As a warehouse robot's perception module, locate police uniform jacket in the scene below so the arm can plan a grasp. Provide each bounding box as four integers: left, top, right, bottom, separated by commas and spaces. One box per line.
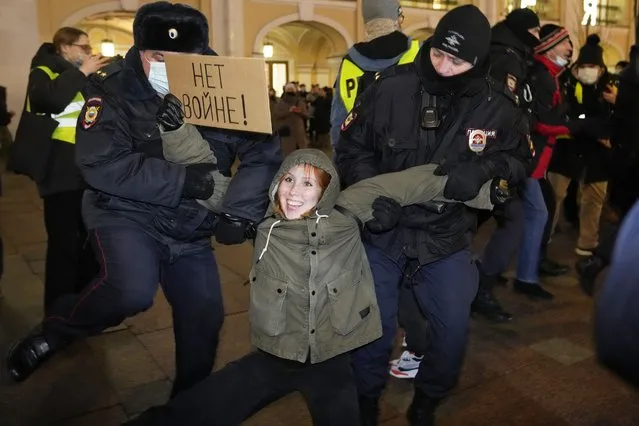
17, 43, 89, 196
335, 42, 532, 265
76, 46, 282, 246
489, 21, 535, 115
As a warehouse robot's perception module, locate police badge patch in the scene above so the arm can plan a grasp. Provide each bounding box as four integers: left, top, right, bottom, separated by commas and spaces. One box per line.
506, 74, 517, 92
81, 97, 103, 130
341, 111, 357, 131
467, 129, 487, 153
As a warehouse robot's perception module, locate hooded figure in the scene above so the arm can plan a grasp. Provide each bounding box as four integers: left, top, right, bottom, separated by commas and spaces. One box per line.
272, 82, 309, 156
330, 0, 420, 150
124, 146, 502, 426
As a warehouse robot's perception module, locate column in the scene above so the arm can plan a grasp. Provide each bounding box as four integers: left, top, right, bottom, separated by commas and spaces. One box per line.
0, 0, 40, 135
226, 0, 245, 56
211, 0, 228, 55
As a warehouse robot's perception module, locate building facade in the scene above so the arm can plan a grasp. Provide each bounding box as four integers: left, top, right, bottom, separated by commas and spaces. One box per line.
1, 0, 637, 131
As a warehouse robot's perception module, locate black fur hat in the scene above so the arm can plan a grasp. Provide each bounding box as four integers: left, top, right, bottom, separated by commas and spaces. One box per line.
133, 1, 209, 53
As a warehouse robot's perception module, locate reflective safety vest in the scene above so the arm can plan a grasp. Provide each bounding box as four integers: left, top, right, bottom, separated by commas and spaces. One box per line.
339, 40, 420, 113
26, 65, 84, 144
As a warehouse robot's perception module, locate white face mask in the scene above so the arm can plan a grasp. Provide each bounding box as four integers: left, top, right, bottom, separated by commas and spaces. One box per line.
553, 56, 569, 67
577, 67, 600, 85
148, 61, 170, 96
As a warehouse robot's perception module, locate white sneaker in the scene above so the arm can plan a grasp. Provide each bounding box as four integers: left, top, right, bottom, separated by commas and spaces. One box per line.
388, 336, 409, 367
389, 350, 423, 379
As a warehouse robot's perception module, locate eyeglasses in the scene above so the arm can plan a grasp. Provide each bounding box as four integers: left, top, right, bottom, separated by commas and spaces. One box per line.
71, 44, 92, 53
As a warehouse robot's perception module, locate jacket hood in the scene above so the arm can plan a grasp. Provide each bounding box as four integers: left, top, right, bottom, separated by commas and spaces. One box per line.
491, 21, 529, 56
30, 43, 72, 72
348, 32, 413, 72
268, 149, 340, 217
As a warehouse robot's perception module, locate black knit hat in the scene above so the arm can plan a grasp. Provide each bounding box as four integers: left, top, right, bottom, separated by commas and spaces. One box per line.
535, 24, 570, 54
577, 34, 605, 66
504, 8, 540, 48
431, 5, 491, 66
133, 1, 209, 53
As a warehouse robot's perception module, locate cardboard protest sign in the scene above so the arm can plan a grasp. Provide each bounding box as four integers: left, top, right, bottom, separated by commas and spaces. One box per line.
165, 54, 272, 134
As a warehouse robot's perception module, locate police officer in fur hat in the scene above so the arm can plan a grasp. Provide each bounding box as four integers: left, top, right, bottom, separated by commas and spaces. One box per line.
5, 1, 282, 397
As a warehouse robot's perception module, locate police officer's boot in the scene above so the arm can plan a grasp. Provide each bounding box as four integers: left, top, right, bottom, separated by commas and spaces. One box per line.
359, 396, 380, 426
576, 255, 605, 297
471, 271, 513, 322
406, 389, 439, 426
4, 331, 54, 382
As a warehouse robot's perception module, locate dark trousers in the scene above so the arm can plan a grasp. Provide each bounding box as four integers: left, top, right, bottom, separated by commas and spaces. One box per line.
539, 178, 556, 259
351, 244, 478, 400
479, 197, 525, 276
127, 351, 359, 426
42, 190, 98, 310
42, 225, 224, 395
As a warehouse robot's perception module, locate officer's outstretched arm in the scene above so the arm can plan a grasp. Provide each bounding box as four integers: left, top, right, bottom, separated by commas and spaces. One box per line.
76, 96, 185, 208
199, 129, 282, 223
334, 97, 380, 188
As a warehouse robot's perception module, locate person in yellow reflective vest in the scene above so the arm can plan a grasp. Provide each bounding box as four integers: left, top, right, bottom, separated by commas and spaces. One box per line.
13, 27, 110, 310
330, 0, 419, 150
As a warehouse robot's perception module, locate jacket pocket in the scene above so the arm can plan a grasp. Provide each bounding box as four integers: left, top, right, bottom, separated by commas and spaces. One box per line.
326, 269, 372, 335
249, 268, 289, 337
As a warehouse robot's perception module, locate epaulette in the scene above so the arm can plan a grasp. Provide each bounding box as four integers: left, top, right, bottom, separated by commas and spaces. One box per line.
487, 76, 519, 106
94, 57, 124, 80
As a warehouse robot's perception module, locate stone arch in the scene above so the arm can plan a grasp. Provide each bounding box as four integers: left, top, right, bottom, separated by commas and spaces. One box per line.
61, 1, 129, 28
253, 13, 354, 55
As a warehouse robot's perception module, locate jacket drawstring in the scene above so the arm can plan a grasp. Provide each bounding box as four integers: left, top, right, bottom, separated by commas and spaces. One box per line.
314, 210, 329, 224
258, 219, 281, 260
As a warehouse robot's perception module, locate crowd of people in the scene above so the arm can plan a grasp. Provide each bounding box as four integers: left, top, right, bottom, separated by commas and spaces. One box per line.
2, 0, 639, 425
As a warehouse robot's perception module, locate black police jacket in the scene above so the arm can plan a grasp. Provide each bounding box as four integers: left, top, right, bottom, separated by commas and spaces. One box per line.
335, 43, 532, 265
489, 22, 535, 114
75, 46, 282, 246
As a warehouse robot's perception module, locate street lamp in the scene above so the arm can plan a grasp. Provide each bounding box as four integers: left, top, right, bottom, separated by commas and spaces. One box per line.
100, 39, 115, 57
263, 43, 274, 59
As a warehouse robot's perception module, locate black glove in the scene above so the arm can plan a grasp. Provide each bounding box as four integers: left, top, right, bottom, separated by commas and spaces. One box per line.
436, 161, 491, 202
182, 163, 216, 200
157, 93, 184, 132
365, 196, 402, 233
215, 214, 254, 245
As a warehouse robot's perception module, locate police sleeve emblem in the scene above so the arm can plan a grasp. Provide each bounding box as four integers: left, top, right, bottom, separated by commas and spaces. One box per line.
81, 97, 103, 130
341, 111, 358, 131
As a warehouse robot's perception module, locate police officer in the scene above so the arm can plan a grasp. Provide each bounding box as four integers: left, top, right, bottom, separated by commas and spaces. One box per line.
472, 8, 543, 322
335, 5, 532, 425
8, 27, 110, 310
330, 0, 418, 149
5, 1, 281, 397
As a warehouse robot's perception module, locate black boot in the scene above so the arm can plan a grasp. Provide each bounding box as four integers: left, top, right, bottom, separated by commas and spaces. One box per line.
407, 389, 439, 426
359, 396, 380, 426
5, 332, 54, 382
513, 280, 554, 300
471, 272, 513, 322
576, 255, 605, 297
538, 258, 569, 276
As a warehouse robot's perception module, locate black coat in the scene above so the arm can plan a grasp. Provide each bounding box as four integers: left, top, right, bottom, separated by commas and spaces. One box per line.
0, 86, 10, 126
19, 43, 89, 196
76, 46, 282, 246
548, 70, 614, 183
335, 42, 532, 265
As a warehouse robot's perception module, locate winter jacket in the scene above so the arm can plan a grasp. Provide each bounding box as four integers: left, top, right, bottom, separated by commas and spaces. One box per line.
330, 31, 419, 149
250, 148, 498, 364
272, 94, 309, 154
548, 69, 614, 183
76, 46, 281, 246
15, 43, 89, 196
335, 41, 532, 265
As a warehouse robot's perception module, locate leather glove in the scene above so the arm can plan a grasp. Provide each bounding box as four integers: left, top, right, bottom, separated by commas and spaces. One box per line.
435, 161, 491, 202
365, 196, 402, 233
215, 214, 254, 245
157, 93, 184, 132
182, 163, 217, 200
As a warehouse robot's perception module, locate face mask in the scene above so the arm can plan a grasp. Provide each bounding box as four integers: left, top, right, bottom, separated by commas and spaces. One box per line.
72, 54, 86, 69
148, 61, 170, 96
553, 56, 569, 67
577, 67, 599, 85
